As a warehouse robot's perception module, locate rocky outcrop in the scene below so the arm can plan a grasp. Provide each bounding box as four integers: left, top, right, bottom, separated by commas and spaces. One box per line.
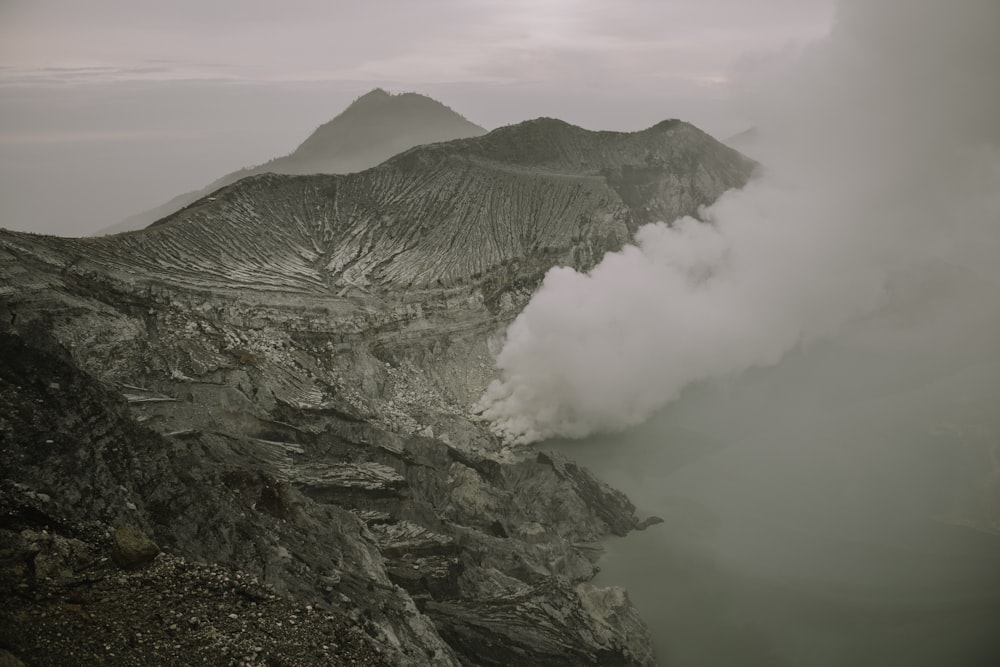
0, 494, 388, 666
0, 329, 655, 665
426, 580, 653, 667
0, 332, 457, 664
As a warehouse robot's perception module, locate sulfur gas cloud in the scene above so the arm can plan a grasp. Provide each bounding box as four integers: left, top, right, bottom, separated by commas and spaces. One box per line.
477, 0, 1000, 444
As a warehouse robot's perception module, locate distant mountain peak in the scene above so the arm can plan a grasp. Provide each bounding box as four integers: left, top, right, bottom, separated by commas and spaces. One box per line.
336, 88, 462, 117
342, 87, 394, 110
647, 118, 683, 131
95, 89, 486, 236
356, 87, 391, 100
288, 89, 483, 161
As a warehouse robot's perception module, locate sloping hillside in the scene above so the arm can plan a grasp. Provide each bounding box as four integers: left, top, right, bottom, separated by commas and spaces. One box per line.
76, 117, 753, 295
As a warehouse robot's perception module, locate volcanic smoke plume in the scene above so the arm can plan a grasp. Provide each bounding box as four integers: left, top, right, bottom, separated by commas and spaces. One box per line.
477, 0, 1000, 444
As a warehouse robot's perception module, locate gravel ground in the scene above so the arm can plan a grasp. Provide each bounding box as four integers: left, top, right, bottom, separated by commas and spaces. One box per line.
0, 527, 388, 667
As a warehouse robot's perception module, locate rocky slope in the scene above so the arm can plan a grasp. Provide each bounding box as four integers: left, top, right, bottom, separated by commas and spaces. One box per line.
96, 89, 486, 236
0, 328, 654, 665
1, 519, 387, 666
0, 116, 754, 664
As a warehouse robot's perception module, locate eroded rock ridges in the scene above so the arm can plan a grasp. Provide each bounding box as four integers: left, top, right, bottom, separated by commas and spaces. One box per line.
0, 330, 654, 665
62, 118, 754, 296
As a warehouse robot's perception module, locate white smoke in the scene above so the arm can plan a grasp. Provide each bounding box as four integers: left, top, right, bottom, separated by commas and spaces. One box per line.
477, 0, 1000, 444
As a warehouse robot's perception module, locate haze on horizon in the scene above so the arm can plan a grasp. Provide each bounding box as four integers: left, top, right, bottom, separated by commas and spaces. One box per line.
0, 0, 834, 237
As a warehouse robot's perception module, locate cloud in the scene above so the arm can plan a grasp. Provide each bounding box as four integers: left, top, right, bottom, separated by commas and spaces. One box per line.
1, 0, 833, 87
0, 128, 228, 145
0, 64, 195, 86
476, 0, 1000, 444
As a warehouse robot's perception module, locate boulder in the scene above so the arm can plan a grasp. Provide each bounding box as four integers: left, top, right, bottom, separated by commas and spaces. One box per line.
110, 525, 159, 569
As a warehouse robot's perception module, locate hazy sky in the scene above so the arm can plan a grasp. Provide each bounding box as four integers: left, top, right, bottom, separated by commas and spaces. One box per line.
0, 0, 834, 236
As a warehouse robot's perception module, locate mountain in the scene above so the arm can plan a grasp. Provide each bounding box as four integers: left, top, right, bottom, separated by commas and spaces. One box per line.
724, 126, 760, 158
287, 88, 484, 171
0, 116, 754, 665
95, 89, 486, 235
87, 117, 754, 298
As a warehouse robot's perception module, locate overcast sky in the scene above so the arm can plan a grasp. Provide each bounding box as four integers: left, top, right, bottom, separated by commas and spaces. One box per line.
0, 0, 835, 236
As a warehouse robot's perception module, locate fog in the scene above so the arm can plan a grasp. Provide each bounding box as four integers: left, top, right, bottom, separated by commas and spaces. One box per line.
481, 0, 1000, 663
543, 253, 1000, 663
477, 0, 1000, 444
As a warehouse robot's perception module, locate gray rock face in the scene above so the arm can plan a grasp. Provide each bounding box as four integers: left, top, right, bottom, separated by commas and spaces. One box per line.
0, 329, 658, 664
0, 498, 388, 666
0, 333, 458, 665
426, 579, 654, 667
0, 117, 755, 664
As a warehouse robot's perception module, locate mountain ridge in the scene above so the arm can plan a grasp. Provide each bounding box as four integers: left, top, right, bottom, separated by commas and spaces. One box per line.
97, 116, 752, 296
95, 89, 486, 235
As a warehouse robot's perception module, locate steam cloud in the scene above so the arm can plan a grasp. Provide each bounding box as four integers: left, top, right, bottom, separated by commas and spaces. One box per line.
477, 0, 1000, 444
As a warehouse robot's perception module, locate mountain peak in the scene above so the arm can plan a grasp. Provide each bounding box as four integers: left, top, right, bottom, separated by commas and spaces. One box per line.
350, 87, 393, 105
337, 88, 460, 117
290, 90, 484, 162
94, 90, 486, 235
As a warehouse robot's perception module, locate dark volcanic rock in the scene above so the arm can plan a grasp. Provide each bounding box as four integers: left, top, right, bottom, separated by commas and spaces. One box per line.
425, 578, 653, 666
0, 501, 388, 667
0, 332, 457, 664
0, 329, 655, 664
